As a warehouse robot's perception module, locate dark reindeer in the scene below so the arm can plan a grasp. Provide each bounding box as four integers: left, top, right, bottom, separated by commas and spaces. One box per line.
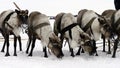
26, 11, 63, 58
101, 9, 116, 54
0, 2, 29, 56
107, 9, 120, 58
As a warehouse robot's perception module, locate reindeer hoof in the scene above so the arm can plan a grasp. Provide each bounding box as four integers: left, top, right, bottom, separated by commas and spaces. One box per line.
1, 50, 4, 52
81, 50, 85, 53
71, 54, 75, 57
26, 51, 29, 54
107, 51, 111, 54
14, 54, 17, 56
76, 53, 80, 55
5, 53, 10, 56
28, 54, 32, 56
20, 49, 22, 51
102, 50, 106, 52
112, 55, 116, 58
44, 55, 48, 58
95, 54, 98, 56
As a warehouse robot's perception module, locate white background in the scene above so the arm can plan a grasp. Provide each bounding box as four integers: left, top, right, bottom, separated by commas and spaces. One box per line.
0, 0, 114, 15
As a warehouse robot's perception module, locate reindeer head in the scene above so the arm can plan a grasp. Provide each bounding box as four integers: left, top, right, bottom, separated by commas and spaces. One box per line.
80, 32, 97, 55
15, 9, 29, 25
98, 16, 113, 39
13, 2, 29, 28
48, 33, 63, 58
81, 40, 97, 55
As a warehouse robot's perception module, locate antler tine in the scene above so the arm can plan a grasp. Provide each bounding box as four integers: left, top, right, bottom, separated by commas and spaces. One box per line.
13, 2, 21, 11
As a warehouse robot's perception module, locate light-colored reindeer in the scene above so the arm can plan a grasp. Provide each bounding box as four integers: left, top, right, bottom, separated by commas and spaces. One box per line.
26, 11, 63, 58
0, 2, 29, 56
54, 12, 96, 57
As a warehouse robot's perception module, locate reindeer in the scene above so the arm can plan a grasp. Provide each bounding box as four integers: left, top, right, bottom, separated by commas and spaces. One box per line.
101, 9, 116, 54
0, 2, 29, 56
54, 12, 96, 57
26, 11, 63, 58
107, 9, 120, 58
77, 9, 113, 56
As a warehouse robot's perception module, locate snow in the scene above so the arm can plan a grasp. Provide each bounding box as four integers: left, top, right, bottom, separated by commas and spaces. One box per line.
0, 38, 120, 68
0, 20, 120, 68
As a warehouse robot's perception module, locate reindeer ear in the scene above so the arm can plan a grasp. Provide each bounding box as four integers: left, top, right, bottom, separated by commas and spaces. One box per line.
25, 9, 29, 14
98, 16, 105, 25
15, 9, 20, 14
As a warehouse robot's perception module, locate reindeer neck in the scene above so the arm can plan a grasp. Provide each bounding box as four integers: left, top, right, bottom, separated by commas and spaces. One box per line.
16, 14, 23, 27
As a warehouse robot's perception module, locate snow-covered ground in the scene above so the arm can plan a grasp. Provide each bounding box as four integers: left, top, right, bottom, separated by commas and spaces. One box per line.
0, 20, 120, 68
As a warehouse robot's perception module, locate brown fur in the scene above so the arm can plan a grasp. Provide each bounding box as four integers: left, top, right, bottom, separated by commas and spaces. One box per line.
77, 9, 88, 27
102, 9, 116, 24
28, 11, 41, 25
54, 12, 65, 36
102, 9, 116, 19
27, 11, 63, 58
0, 9, 29, 56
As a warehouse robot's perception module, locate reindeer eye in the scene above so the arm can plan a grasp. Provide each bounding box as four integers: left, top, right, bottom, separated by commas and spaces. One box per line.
105, 24, 108, 27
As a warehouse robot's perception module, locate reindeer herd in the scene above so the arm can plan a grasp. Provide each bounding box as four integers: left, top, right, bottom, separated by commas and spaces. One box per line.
0, 3, 120, 58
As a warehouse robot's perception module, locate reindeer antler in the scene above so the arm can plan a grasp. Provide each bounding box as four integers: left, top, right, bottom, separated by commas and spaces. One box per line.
13, 2, 21, 11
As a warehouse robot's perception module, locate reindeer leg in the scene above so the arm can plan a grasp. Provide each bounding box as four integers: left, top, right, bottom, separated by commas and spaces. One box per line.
76, 46, 81, 55
70, 48, 74, 57
107, 40, 111, 54
60, 36, 64, 56
13, 35, 17, 56
26, 36, 32, 54
1, 32, 6, 52
112, 39, 118, 58
43, 47, 48, 58
18, 36, 22, 51
93, 40, 98, 56
102, 35, 106, 52
68, 40, 74, 57
5, 34, 10, 56
28, 37, 36, 56
1, 39, 6, 52
81, 48, 85, 53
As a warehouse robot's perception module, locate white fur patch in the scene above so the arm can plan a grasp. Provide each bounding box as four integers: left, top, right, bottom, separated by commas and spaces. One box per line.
13, 27, 22, 37
70, 40, 78, 48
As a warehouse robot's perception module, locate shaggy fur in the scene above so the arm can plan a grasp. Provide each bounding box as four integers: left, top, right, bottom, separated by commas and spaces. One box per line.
101, 9, 116, 53
77, 9, 113, 56
27, 11, 62, 58
110, 9, 120, 57
0, 9, 28, 56
54, 12, 93, 57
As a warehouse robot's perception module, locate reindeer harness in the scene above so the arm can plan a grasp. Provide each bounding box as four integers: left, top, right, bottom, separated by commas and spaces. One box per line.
56, 14, 79, 39
28, 22, 50, 38
2, 12, 15, 30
